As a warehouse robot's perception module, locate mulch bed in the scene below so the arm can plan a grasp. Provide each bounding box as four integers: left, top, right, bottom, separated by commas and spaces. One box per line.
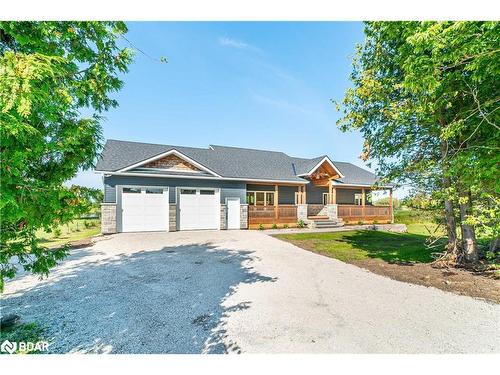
352, 258, 500, 304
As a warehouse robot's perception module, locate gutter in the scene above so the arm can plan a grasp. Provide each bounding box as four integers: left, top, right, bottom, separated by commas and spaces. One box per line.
94, 170, 309, 185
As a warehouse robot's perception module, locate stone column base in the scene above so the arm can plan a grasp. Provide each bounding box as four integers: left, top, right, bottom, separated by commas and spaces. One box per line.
220, 204, 227, 230
169, 204, 177, 231
101, 203, 117, 234
240, 204, 248, 229
325, 204, 338, 221
296, 204, 308, 222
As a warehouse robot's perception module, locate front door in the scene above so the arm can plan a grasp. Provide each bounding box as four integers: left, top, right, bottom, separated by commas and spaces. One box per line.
226, 198, 241, 230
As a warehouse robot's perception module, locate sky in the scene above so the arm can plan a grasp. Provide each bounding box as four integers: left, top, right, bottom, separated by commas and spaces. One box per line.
70, 21, 398, 198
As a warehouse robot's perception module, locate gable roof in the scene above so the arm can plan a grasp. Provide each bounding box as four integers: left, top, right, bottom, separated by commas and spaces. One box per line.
95, 139, 386, 186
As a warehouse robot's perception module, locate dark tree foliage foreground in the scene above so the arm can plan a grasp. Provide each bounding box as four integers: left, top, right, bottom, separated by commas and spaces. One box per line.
0, 22, 133, 290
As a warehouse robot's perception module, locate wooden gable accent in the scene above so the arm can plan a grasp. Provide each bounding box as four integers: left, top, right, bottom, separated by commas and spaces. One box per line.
143, 154, 201, 172
308, 160, 340, 186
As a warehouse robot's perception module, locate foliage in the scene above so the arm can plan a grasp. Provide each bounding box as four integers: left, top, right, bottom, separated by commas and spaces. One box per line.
271, 223, 278, 229
336, 21, 500, 263
0, 22, 133, 290
258, 224, 264, 230
374, 196, 401, 209
297, 219, 305, 228
0, 323, 47, 354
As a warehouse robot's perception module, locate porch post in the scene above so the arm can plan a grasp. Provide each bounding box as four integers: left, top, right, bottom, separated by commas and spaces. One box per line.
362, 187, 366, 219
274, 184, 279, 220
332, 186, 336, 204
328, 179, 332, 204
389, 188, 394, 223
303, 184, 307, 204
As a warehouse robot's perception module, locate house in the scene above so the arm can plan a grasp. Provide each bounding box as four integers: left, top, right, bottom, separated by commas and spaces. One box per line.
95, 140, 394, 233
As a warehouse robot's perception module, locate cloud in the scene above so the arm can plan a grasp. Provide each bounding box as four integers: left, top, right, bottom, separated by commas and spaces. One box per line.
218, 37, 260, 52
251, 93, 315, 116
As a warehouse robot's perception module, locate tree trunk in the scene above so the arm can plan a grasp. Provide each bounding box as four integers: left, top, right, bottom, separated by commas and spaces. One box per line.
440, 141, 459, 256
459, 189, 478, 263
443, 177, 459, 254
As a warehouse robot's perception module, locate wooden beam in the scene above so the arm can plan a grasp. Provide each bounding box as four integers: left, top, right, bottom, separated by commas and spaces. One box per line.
274, 184, 279, 219
332, 187, 336, 204
303, 184, 307, 204
361, 187, 365, 218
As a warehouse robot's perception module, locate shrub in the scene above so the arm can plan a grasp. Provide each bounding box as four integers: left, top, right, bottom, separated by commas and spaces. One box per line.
84, 220, 92, 229
357, 220, 364, 225
258, 224, 264, 230
283, 224, 289, 229
373, 220, 379, 224
271, 223, 278, 229
297, 219, 305, 228
53, 228, 62, 238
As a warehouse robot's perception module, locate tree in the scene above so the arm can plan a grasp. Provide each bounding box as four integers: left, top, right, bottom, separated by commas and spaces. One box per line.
0, 22, 133, 290
336, 21, 499, 264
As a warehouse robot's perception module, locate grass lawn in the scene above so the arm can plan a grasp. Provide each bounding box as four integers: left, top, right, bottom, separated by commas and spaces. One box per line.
275, 226, 499, 302
276, 229, 435, 263
36, 219, 100, 248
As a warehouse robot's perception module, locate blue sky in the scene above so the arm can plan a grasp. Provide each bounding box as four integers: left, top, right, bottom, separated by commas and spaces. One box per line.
72, 22, 397, 197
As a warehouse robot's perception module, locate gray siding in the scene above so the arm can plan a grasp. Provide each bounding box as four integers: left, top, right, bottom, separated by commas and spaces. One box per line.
306, 184, 327, 204
246, 184, 274, 191
278, 186, 296, 204
336, 188, 372, 205
104, 175, 246, 204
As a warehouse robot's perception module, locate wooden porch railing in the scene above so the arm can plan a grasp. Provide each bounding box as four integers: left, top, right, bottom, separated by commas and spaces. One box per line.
248, 205, 298, 224
337, 204, 392, 221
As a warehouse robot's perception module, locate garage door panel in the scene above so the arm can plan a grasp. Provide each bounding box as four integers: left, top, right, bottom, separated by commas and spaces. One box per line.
121, 187, 169, 232
179, 188, 219, 230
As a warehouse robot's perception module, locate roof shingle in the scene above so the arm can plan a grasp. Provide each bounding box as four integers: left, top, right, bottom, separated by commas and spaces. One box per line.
95, 139, 384, 186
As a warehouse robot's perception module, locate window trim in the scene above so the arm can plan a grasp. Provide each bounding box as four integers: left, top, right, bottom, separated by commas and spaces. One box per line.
246, 190, 275, 206
354, 193, 363, 206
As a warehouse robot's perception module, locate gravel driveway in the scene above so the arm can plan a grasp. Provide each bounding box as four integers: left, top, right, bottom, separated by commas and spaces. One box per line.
2, 231, 499, 353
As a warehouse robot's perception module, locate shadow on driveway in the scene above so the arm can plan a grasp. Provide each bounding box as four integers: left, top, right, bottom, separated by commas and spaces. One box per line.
2, 243, 276, 354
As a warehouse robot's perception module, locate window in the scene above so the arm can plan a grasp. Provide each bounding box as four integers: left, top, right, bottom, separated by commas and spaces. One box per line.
123, 187, 141, 194
246, 192, 255, 205
146, 188, 163, 194
180, 189, 196, 195
256, 192, 265, 205
266, 192, 275, 206
247, 191, 276, 206
354, 193, 363, 205
200, 190, 215, 195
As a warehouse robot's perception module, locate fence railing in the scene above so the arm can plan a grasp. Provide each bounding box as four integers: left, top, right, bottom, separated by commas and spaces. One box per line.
337, 204, 392, 221
248, 205, 298, 224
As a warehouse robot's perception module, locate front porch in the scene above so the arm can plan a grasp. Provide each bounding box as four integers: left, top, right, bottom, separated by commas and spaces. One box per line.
246, 183, 393, 228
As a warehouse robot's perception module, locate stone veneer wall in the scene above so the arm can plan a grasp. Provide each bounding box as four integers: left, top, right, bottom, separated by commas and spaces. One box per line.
296, 204, 308, 222
240, 204, 248, 229
169, 204, 177, 231
101, 203, 117, 234
325, 204, 338, 221
220, 204, 227, 230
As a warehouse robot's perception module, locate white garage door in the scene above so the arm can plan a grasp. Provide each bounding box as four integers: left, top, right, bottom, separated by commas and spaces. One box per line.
121, 187, 169, 232
178, 188, 220, 230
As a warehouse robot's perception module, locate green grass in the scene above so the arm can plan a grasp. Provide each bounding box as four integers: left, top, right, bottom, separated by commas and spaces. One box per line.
0, 323, 47, 354
276, 230, 437, 263
36, 219, 100, 248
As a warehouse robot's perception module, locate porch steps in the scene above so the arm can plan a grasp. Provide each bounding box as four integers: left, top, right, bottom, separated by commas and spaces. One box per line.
307, 218, 344, 229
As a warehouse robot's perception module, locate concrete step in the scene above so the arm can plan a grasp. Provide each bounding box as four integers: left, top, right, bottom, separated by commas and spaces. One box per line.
310, 219, 344, 228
